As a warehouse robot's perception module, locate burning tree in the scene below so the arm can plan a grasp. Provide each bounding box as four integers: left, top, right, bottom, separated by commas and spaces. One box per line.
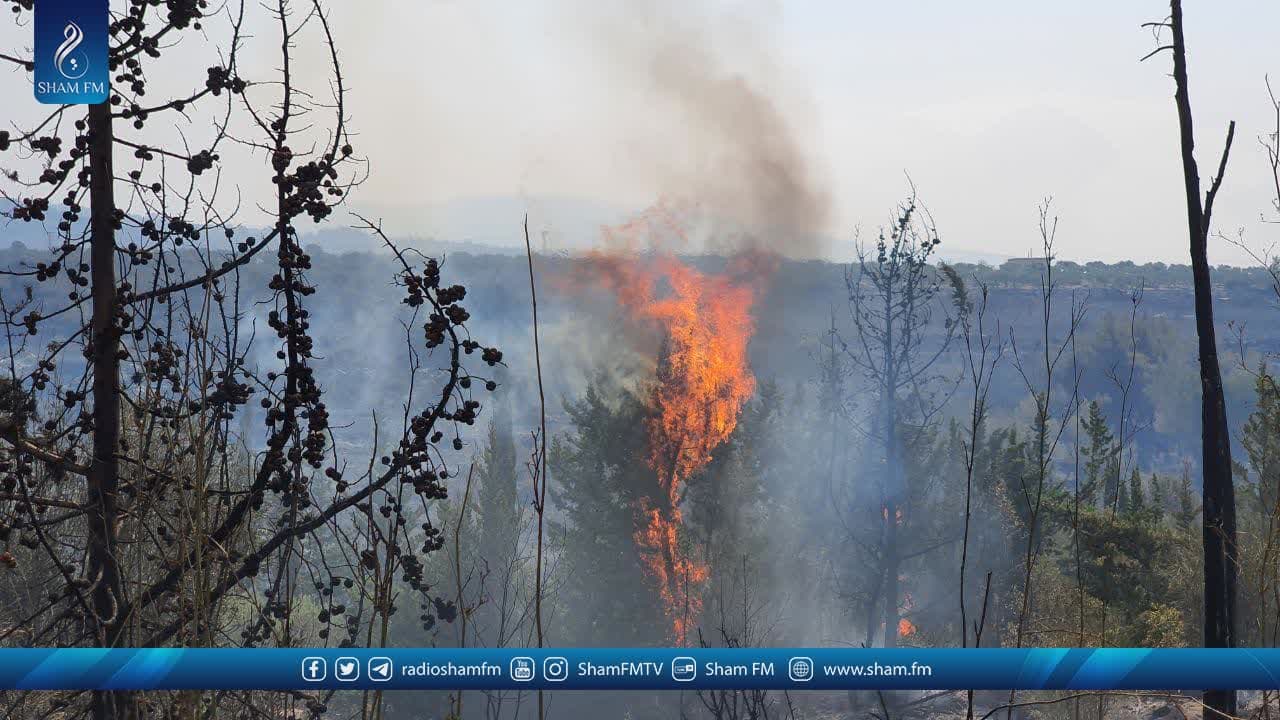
587, 205, 766, 645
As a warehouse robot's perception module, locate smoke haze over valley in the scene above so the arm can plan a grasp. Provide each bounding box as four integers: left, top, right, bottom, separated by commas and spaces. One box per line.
5, 1, 1280, 719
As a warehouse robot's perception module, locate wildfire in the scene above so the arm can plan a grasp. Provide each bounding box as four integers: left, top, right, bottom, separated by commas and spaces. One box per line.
588, 204, 764, 644
898, 618, 917, 638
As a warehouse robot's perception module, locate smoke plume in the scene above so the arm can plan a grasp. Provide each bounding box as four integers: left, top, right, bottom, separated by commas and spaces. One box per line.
580, 0, 831, 257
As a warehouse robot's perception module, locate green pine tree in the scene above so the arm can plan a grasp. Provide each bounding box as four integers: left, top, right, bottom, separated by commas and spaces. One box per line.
1149, 472, 1164, 515
476, 375, 519, 570
1242, 367, 1280, 515
549, 379, 665, 645
1128, 467, 1145, 515
1081, 401, 1117, 508
1175, 462, 1199, 532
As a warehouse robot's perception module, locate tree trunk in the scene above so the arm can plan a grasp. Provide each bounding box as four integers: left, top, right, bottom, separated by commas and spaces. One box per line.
87, 101, 131, 720
1167, 2, 1238, 717
881, 292, 900, 649
881, 494, 900, 648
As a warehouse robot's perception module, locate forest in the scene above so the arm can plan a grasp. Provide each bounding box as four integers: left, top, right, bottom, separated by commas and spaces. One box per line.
2, 1, 1280, 719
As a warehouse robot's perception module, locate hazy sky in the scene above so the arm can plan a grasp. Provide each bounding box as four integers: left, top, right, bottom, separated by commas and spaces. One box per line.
319, 1, 1280, 264
4, 2, 1280, 264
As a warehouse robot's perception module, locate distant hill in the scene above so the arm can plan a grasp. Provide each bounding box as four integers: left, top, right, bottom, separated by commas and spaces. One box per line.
2, 239, 1278, 474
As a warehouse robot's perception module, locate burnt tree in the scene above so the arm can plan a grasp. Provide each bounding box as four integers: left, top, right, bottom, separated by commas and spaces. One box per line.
1146, 2, 1238, 717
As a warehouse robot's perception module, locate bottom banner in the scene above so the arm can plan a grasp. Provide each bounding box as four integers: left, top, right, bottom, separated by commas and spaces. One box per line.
0, 648, 1275, 691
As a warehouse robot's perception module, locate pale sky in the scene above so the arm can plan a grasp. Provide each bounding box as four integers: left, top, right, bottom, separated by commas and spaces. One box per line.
322, 1, 1280, 264
3, 1, 1280, 264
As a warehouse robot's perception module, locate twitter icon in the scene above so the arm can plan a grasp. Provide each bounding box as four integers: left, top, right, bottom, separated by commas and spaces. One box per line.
335, 656, 360, 681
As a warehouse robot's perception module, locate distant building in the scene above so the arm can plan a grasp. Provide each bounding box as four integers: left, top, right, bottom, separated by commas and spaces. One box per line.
1001, 257, 1050, 269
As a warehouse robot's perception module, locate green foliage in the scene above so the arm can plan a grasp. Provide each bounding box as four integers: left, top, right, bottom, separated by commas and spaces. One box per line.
1238, 366, 1280, 646
475, 378, 519, 567
1133, 603, 1187, 648
687, 380, 781, 578
1241, 367, 1280, 515
548, 378, 665, 645
1175, 463, 1200, 532
1072, 507, 1178, 639
1081, 401, 1117, 509
1125, 467, 1145, 516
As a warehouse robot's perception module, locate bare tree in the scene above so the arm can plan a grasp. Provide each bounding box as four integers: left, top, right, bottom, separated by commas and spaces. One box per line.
1005, 201, 1084, 720
1145, 3, 1239, 716
843, 188, 956, 648
524, 215, 550, 720
689, 557, 793, 720
1267, 78, 1280, 228
0, 3, 502, 718
940, 263, 1003, 720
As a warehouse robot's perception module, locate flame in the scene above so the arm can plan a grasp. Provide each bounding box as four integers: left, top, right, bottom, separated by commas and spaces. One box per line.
587, 204, 764, 644
897, 591, 917, 639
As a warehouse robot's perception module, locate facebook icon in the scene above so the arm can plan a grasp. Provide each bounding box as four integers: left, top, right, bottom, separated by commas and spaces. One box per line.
301, 657, 327, 682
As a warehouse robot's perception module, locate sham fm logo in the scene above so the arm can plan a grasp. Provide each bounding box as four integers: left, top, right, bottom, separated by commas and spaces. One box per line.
34, 0, 108, 104
54, 22, 89, 80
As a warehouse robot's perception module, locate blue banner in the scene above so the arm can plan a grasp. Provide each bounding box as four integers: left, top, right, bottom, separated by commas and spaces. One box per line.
0, 648, 1277, 690
34, 0, 109, 104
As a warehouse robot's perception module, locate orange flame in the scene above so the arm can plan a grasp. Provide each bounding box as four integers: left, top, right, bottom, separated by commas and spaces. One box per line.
897, 591, 917, 639
881, 506, 904, 524
587, 204, 764, 644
